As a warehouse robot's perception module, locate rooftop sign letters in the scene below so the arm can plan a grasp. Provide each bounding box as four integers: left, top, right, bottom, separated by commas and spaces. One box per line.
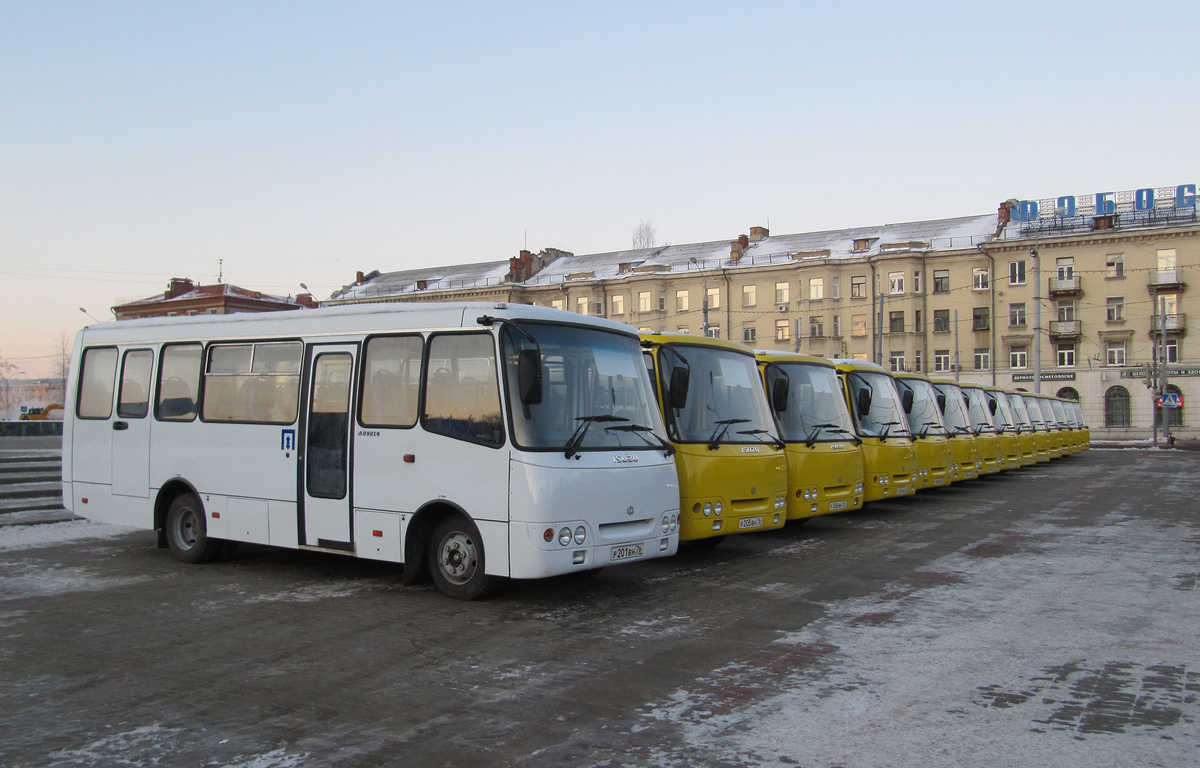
1012, 372, 1076, 382
1010, 184, 1196, 222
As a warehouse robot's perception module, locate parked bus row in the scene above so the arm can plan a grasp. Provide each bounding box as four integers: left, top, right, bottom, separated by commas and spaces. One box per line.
63, 303, 1088, 600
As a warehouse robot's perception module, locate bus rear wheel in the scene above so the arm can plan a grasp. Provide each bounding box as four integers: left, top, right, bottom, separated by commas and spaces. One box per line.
428, 514, 497, 600
166, 493, 222, 564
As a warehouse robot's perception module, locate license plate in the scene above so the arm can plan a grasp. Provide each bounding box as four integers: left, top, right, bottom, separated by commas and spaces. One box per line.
611, 543, 644, 561
829, 500, 848, 511
934, 478, 945, 486
895, 486, 908, 495
738, 516, 763, 530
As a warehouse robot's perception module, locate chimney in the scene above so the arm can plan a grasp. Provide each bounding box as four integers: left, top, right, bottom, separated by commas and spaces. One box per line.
295, 293, 317, 309
356, 271, 365, 284
416, 280, 428, 291
750, 226, 769, 242
730, 240, 744, 264
166, 278, 195, 299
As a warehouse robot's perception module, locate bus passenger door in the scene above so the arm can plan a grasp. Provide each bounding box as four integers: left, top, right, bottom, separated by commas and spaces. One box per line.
299, 344, 358, 550
111, 349, 155, 498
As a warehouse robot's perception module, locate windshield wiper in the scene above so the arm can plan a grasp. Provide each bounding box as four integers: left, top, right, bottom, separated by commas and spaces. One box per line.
878, 420, 903, 442
915, 421, 943, 439
565, 415, 628, 458
606, 423, 676, 456
803, 422, 846, 448
707, 418, 750, 450
737, 428, 785, 450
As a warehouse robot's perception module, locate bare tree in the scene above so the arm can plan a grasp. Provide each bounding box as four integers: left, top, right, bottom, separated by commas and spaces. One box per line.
56, 333, 72, 401
632, 220, 657, 250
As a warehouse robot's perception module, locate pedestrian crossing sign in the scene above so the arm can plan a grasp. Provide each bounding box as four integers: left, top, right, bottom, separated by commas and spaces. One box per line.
1159, 393, 1183, 408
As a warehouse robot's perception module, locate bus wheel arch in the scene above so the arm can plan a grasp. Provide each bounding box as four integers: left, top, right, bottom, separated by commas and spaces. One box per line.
154, 479, 200, 549
163, 490, 222, 564
405, 502, 497, 600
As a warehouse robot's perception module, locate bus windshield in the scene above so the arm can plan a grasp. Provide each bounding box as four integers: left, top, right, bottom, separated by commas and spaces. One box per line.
767, 362, 855, 444
963, 388, 997, 433
989, 391, 1018, 433
1018, 395, 1047, 431
846, 371, 912, 439
932, 383, 972, 435
1050, 398, 1070, 428
1007, 393, 1034, 431
658, 344, 778, 445
502, 323, 668, 452
895, 378, 949, 437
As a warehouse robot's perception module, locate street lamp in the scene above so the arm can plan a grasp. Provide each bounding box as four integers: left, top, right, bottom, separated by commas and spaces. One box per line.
79, 308, 100, 322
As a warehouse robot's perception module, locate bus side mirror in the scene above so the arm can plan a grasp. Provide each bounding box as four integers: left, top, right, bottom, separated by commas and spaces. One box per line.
988, 398, 998, 415
936, 393, 946, 413
771, 377, 789, 412
518, 349, 542, 404
900, 388, 914, 414
856, 388, 872, 418
668, 367, 690, 409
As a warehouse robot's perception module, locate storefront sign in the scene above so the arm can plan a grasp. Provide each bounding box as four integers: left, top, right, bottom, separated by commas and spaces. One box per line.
1121, 367, 1200, 378
1012, 372, 1076, 382
1010, 184, 1195, 221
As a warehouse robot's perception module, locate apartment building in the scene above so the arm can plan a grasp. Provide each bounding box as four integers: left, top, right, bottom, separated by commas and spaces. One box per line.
327, 183, 1198, 440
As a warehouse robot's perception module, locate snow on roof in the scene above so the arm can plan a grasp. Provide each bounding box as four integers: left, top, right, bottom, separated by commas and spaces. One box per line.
117, 283, 297, 309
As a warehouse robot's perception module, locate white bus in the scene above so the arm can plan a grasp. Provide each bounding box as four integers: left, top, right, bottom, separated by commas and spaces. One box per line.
63, 302, 681, 599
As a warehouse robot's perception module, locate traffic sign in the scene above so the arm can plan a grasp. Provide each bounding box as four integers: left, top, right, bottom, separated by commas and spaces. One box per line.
1158, 393, 1183, 408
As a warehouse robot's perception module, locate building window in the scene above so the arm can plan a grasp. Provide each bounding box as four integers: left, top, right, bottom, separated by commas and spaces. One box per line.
611, 295, 624, 315
810, 316, 824, 338
576, 297, 588, 315
1157, 248, 1177, 272
973, 348, 990, 370
676, 289, 690, 312
889, 352, 905, 372
1056, 257, 1074, 279
933, 270, 949, 294
888, 311, 904, 334
1166, 338, 1180, 363
1057, 387, 1079, 401
742, 285, 756, 307
933, 309, 950, 333
638, 291, 652, 313
809, 278, 825, 301
972, 267, 990, 290
774, 282, 789, 305
706, 287, 721, 310
743, 324, 756, 343
888, 272, 905, 294
1009, 261, 1026, 286
972, 307, 989, 331
1057, 300, 1075, 322
1106, 341, 1126, 366
933, 350, 951, 372
1010, 345, 1028, 369
913, 271, 922, 294
775, 319, 790, 341
851, 315, 867, 337
1106, 254, 1125, 278
551, 297, 566, 311
1106, 297, 1124, 322
676, 326, 691, 334
914, 350, 922, 372
1105, 386, 1131, 428
851, 275, 868, 299
706, 324, 721, 339
1009, 303, 1026, 327
852, 352, 869, 361
914, 310, 922, 332
1057, 343, 1076, 367
831, 277, 840, 299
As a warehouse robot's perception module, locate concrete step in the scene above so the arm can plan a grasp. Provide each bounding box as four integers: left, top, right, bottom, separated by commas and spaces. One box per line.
0, 466, 61, 481
0, 495, 65, 513
0, 506, 76, 526
0, 452, 61, 464
0, 482, 63, 501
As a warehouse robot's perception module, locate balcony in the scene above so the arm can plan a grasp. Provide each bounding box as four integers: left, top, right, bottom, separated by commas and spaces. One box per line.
1048, 276, 1081, 296
1049, 320, 1081, 339
1150, 313, 1187, 337
1149, 269, 1186, 290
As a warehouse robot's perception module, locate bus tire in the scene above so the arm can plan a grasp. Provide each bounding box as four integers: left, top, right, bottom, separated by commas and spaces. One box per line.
428, 514, 496, 600
165, 493, 222, 564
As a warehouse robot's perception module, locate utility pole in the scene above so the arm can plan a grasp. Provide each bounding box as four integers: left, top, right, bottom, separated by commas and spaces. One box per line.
1160, 293, 1172, 445
876, 291, 885, 366
953, 310, 961, 382
1031, 247, 1042, 394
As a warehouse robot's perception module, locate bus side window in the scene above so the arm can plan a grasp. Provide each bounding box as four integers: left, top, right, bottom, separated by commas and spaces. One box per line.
117, 349, 154, 419
77, 347, 119, 419
360, 335, 423, 428
422, 334, 504, 447
157, 344, 202, 421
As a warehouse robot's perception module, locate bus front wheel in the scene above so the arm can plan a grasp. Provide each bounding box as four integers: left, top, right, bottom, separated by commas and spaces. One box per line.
428, 514, 497, 600
165, 493, 222, 564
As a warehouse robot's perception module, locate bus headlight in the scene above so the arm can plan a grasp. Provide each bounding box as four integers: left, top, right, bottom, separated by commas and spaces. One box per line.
574, 526, 586, 545
714, 502, 722, 516
703, 502, 712, 517
558, 527, 572, 546
855, 481, 864, 493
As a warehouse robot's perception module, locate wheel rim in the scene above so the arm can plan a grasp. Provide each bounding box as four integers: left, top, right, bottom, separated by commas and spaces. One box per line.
436, 531, 478, 585
172, 507, 199, 550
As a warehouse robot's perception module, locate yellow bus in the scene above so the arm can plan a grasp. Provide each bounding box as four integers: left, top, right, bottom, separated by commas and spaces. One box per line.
1030, 394, 1064, 459
958, 382, 1004, 475
757, 351, 864, 520
1053, 397, 1085, 454
1002, 390, 1039, 466
892, 372, 954, 489
984, 386, 1023, 471
642, 333, 787, 542
833, 360, 917, 502
930, 379, 982, 481
1014, 392, 1053, 462
1066, 399, 1090, 451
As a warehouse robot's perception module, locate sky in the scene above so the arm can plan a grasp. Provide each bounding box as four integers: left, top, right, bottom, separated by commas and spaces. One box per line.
2, 1, 1196, 379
